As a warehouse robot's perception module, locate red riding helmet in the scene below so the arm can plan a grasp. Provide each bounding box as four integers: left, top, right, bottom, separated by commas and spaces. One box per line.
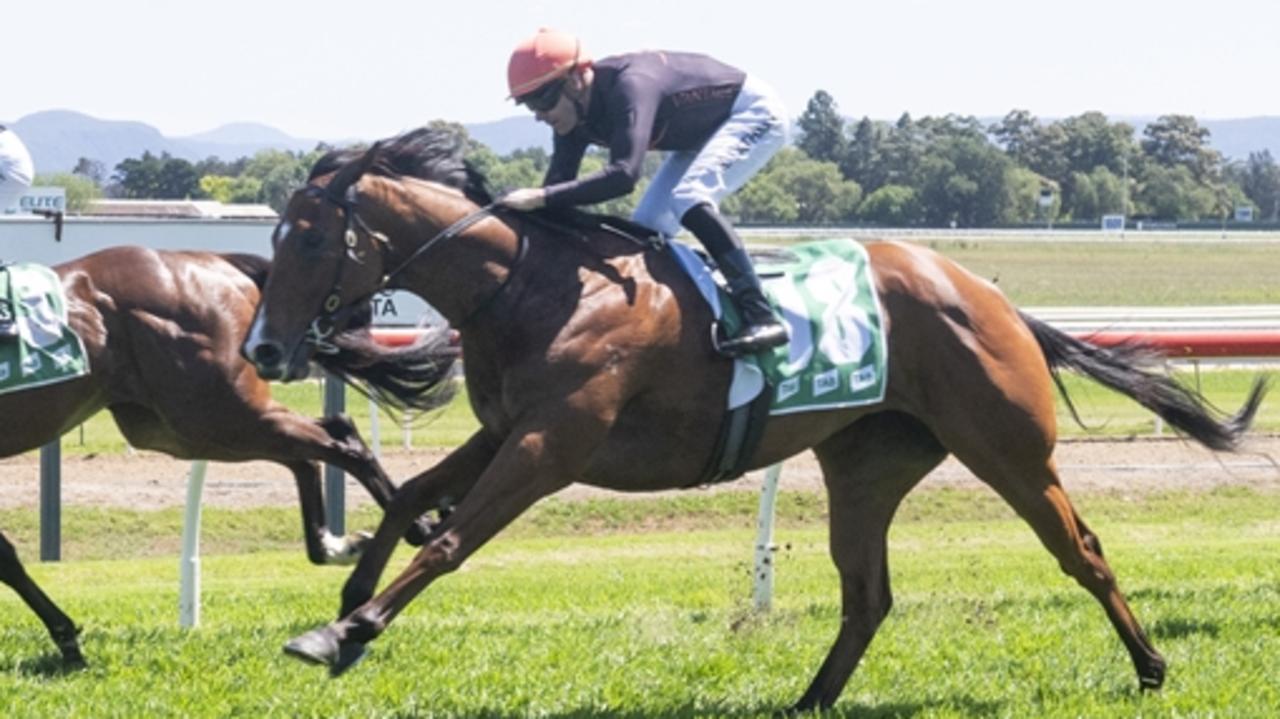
507, 28, 590, 100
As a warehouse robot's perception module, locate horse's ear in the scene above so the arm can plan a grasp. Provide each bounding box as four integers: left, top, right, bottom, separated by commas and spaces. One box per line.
327, 142, 382, 201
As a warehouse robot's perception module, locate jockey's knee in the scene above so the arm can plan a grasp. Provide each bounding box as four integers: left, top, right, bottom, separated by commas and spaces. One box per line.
670, 189, 716, 224
631, 202, 681, 239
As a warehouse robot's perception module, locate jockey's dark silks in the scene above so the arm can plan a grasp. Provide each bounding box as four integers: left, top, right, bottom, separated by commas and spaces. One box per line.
505, 32, 790, 356
542, 51, 747, 207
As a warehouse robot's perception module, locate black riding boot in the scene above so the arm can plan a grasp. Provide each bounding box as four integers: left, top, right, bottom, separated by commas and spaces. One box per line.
680, 203, 788, 356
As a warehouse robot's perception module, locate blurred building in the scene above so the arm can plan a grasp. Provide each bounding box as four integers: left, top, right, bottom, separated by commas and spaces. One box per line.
83, 199, 277, 220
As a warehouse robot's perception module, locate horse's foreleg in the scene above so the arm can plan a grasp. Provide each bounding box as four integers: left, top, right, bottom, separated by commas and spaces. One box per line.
332, 430, 500, 618
792, 412, 947, 713
285, 428, 564, 675
0, 530, 85, 668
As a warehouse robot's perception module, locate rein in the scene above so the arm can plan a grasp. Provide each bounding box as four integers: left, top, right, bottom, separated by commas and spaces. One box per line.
378, 201, 500, 289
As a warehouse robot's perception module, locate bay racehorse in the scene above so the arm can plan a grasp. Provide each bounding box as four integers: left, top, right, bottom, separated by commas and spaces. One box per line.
1, 246, 456, 668
242, 128, 1266, 712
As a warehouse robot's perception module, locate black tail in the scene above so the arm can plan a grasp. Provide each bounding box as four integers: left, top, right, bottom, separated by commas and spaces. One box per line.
315, 325, 460, 415
1019, 311, 1268, 451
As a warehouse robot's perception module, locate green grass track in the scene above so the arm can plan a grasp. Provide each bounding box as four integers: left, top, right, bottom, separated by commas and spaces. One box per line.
1, 487, 1276, 717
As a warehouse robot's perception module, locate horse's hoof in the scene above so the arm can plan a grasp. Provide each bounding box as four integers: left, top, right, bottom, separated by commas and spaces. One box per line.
404, 516, 434, 547
330, 641, 368, 677
62, 648, 88, 669
1139, 654, 1166, 691
283, 626, 340, 667
56, 628, 87, 670
349, 530, 374, 554
322, 531, 372, 565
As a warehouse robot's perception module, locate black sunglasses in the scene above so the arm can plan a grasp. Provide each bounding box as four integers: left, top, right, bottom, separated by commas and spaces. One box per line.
518, 79, 566, 113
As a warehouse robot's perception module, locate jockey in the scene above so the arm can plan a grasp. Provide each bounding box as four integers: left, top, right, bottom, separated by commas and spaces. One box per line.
498, 28, 789, 357
0, 125, 35, 214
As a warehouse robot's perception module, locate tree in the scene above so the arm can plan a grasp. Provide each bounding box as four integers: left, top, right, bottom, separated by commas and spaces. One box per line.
878, 113, 926, 187
796, 90, 847, 164
242, 149, 311, 212
33, 172, 101, 213
1002, 167, 1051, 225
990, 109, 1039, 165
1063, 166, 1126, 220
198, 174, 264, 204
1133, 164, 1218, 220
915, 136, 1014, 226
1228, 150, 1280, 220
858, 184, 920, 225
841, 117, 887, 191
112, 152, 201, 199
725, 148, 861, 224
1017, 121, 1070, 182
194, 156, 248, 180
724, 176, 798, 224
72, 157, 107, 186
1141, 115, 1221, 180
777, 158, 862, 224
1060, 112, 1136, 177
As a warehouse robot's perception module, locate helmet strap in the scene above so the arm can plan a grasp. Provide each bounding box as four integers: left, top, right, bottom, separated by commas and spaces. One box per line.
567, 68, 592, 118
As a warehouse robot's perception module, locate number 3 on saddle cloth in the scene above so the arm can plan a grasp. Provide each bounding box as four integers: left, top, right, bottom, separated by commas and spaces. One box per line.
0, 263, 90, 395
668, 238, 888, 485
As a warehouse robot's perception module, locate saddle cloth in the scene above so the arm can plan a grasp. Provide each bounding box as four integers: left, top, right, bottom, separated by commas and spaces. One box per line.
0, 262, 90, 396
668, 237, 888, 415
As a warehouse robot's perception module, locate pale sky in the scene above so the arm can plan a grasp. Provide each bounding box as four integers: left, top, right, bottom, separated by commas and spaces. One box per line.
5, 0, 1277, 140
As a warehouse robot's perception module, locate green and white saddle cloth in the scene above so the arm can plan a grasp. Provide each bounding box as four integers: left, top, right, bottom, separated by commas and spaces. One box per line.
0, 262, 90, 396
668, 237, 888, 415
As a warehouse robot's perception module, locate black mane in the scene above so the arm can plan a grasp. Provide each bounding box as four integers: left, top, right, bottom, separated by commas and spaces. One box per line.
308, 127, 494, 205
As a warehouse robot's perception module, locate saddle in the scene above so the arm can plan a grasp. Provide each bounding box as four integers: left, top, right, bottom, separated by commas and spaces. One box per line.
0, 262, 91, 395
0, 264, 16, 339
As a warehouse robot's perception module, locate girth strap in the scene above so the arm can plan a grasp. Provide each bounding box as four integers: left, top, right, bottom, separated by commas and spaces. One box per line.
694, 379, 773, 486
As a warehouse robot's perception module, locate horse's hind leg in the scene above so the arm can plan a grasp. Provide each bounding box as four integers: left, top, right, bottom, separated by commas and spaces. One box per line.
0, 530, 85, 667
946, 437, 1166, 690
792, 411, 948, 713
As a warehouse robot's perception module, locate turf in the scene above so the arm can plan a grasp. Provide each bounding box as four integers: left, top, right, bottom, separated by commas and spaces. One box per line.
0, 487, 1276, 717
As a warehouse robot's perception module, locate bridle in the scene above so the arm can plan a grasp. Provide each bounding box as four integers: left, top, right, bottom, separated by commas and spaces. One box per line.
296, 184, 514, 351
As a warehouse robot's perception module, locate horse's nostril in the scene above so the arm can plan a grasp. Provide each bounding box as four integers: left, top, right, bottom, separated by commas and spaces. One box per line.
251, 341, 284, 369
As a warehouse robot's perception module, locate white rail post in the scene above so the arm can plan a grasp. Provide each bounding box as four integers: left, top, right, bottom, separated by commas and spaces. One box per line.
179, 460, 208, 629
752, 463, 783, 612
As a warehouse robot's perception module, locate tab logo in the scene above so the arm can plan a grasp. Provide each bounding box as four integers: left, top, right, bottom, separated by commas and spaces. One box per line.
850, 365, 878, 391
777, 376, 800, 403
813, 369, 839, 397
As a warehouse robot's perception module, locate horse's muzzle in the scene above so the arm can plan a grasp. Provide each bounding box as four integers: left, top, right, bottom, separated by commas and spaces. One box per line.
244, 339, 289, 381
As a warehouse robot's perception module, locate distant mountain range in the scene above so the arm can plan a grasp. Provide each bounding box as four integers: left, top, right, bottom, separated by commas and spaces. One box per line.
5, 109, 1278, 175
